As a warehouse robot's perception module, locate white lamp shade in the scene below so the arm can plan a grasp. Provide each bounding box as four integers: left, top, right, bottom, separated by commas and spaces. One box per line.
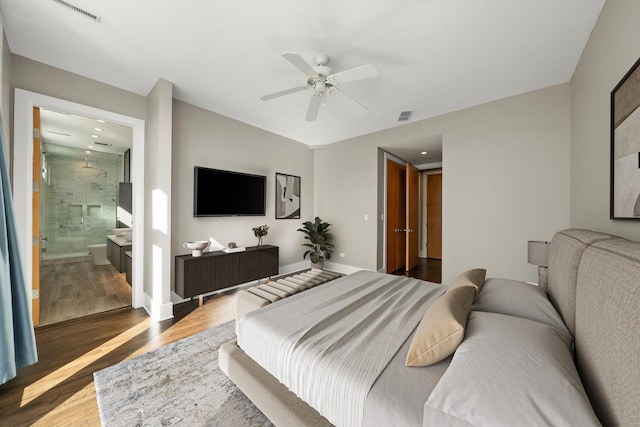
528, 241, 550, 267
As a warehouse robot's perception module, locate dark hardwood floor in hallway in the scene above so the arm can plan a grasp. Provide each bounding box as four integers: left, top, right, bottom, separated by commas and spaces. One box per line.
391, 257, 442, 283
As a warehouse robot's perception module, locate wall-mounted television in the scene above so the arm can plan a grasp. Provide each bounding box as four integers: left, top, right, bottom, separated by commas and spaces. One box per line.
193, 166, 266, 217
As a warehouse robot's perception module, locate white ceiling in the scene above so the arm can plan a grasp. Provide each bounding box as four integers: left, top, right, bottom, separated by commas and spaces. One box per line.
1, 0, 604, 157
40, 108, 133, 156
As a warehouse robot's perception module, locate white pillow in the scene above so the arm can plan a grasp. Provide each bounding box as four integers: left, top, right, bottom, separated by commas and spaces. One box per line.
472, 277, 569, 334
424, 312, 600, 427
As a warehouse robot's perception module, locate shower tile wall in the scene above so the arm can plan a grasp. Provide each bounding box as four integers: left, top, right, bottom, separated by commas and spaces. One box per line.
42, 145, 121, 258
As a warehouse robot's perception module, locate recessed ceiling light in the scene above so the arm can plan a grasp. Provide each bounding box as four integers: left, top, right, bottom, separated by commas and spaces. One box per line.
88, 145, 94, 149
421, 151, 428, 155
97, 119, 106, 123
94, 127, 103, 131
91, 134, 99, 138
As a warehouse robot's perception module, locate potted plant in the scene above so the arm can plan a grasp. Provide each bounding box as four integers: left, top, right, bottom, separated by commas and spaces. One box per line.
297, 217, 334, 270
252, 224, 269, 246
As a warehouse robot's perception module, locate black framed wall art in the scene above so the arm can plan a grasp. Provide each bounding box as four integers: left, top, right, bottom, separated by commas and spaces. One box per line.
611, 57, 640, 220
275, 173, 301, 219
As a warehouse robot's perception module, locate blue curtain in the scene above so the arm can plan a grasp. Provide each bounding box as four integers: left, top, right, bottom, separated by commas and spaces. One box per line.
0, 121, 38, 385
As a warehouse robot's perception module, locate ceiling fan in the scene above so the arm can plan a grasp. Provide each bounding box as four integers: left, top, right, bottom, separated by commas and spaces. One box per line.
260, 52, 378, 122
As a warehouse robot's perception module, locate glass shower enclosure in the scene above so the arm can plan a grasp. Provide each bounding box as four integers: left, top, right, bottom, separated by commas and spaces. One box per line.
40, 144, 121, 260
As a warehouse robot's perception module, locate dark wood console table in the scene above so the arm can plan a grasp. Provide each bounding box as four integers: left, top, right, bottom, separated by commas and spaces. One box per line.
175, 245, 279, 299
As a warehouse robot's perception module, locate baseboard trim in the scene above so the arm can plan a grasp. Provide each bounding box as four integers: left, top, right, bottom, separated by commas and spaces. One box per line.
143, 293, 174, 321
323, 262, 362, 275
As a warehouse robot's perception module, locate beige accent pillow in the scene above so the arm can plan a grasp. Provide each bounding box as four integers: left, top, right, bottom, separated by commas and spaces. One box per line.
447, 268, 487, 300
405, 285, 476, 366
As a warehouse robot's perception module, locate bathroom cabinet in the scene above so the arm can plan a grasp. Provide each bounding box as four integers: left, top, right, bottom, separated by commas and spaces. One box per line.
175, 245, 279, 298
107, 236, 133, 273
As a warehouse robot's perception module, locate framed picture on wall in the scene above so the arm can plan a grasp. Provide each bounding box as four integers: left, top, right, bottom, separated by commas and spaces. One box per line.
611, 57, 640, 220
275, 173, 301, 219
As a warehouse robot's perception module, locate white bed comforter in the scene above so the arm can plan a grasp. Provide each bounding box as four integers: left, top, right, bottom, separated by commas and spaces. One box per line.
237, 270, 444, 427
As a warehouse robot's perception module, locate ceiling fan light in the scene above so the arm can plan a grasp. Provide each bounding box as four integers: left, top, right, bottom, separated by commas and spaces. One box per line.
315, 80, 326, 92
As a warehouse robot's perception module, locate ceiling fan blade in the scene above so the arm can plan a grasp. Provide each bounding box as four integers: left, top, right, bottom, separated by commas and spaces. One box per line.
260, 86, 308, 101
282, 52, 318, 77
328, 64, 378, 85
334, 89, 369, 117
305, 94, 322, 122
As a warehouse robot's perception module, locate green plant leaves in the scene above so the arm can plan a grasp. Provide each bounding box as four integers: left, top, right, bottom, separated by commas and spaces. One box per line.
298, 216, 334, 261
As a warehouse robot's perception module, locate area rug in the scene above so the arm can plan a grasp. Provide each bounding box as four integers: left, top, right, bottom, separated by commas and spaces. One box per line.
93, 321, 273, 426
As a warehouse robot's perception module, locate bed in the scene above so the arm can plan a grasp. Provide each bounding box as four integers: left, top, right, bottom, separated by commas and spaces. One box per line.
219, 229, 640, 426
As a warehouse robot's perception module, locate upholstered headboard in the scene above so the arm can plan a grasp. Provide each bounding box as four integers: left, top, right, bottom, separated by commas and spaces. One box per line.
547, 229, 614, 335
547, 229, 640, 427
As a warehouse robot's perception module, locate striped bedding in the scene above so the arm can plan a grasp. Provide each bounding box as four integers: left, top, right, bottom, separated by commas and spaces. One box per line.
237, 270, 445, 427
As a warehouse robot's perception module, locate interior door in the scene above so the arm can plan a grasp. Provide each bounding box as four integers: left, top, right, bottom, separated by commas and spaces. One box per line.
386, 159, 406, 272
405, 164, 419, 271
426, 172, 442, 259
32, 107, 41, 326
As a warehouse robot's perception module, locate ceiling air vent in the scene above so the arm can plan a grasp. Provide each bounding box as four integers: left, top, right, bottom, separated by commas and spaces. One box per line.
94, 141, 112, 147
397, 110, 413, 122
50, 0, 101, 22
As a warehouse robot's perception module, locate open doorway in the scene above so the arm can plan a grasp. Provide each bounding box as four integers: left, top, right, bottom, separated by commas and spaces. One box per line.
380, 139, 442, 283
37, 107, 134, 325
13, 89, 145, 327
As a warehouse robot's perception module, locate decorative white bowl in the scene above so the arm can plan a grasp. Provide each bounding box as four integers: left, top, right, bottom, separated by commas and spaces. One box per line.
183, 240, 211, 257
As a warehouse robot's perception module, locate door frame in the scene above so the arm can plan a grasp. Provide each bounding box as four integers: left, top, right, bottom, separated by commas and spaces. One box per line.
13, 89, 146, 313
385, 158, 406, 273
406, 163, 419, 271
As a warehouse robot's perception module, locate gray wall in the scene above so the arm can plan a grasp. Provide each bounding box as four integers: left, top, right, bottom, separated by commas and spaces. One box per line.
316, 84, 571, 284
171, 99, 314, 272
10, 55, 146, 120
570, 0, 640, 241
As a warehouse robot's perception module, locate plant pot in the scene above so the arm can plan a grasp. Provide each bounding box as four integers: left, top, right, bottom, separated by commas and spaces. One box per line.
310, 258, 325, 271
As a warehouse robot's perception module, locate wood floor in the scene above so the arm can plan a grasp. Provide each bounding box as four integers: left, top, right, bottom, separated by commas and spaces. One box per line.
40, 257, 132, 326
0, 291, 236, 426
391, 257, 442, 283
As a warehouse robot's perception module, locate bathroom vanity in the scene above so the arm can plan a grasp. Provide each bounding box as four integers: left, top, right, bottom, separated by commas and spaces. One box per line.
107, 235, 132, 273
